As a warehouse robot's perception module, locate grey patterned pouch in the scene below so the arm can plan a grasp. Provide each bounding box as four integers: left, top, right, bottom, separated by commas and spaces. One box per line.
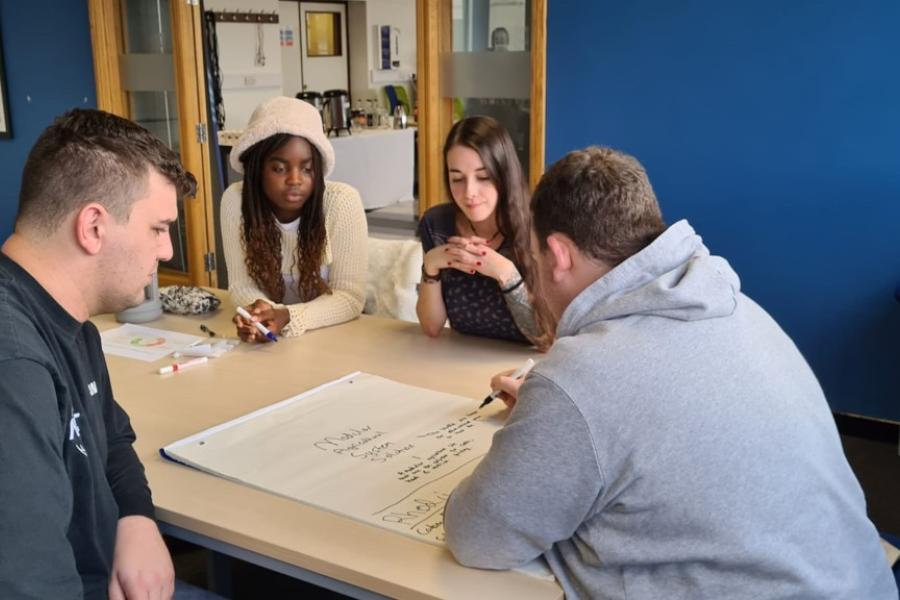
159, 286, 221, 315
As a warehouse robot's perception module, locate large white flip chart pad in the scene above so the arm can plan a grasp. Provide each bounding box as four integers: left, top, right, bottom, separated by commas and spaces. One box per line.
161, 372, 502, 545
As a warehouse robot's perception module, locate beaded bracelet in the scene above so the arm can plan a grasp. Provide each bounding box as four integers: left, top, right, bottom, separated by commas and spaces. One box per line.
421, 264, 441, 284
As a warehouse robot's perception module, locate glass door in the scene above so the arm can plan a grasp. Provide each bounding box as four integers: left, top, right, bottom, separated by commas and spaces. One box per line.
417, 0, 546, 214
89, 0, 217, 287
449, 0, 533, 179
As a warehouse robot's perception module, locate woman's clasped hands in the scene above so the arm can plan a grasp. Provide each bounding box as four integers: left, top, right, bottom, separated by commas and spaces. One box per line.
425, 235, 518, 286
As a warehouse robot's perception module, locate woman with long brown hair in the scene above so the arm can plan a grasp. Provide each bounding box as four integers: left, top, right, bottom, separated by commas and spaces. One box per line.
221, 96, 367, 341
416, 116, 553, 348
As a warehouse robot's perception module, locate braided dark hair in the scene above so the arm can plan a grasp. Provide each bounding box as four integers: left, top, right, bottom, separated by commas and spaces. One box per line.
239, 133, 330, 302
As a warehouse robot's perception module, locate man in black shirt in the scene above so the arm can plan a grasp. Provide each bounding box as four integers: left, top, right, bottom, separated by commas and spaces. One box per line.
0, 109, 195, 599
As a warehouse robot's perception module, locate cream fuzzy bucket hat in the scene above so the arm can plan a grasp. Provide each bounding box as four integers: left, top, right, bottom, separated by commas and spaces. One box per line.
230, 96, 335, 177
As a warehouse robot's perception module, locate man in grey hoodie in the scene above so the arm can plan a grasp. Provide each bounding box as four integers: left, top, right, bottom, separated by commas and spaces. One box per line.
443, 147, 897, 599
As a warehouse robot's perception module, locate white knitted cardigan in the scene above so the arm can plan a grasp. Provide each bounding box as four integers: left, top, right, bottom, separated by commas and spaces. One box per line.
220, 180, 368, 336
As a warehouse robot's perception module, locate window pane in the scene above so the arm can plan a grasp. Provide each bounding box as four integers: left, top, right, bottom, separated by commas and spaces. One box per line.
447, 0, 531, 179
120, 0, 188, 273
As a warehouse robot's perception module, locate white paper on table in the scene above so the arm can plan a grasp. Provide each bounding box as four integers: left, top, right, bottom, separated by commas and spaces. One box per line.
100, 324, 205, 362
161, 372, 556, 581
162, 372, 495, 542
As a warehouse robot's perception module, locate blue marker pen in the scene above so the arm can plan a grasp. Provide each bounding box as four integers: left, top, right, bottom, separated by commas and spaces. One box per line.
235, 306, 278, 342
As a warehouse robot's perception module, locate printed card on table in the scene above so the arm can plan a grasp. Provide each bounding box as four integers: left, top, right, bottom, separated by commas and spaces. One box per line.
100, 323, 205, 362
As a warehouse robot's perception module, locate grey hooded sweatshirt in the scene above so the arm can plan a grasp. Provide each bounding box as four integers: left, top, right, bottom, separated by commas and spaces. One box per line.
445, 220, 896, 599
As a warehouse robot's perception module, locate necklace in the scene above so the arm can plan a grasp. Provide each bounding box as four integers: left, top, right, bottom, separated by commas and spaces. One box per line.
466, 217, 502, 243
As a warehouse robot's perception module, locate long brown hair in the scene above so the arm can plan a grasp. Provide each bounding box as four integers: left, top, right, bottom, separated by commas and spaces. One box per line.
443, 116, 556, 348
239, 133, 330, 302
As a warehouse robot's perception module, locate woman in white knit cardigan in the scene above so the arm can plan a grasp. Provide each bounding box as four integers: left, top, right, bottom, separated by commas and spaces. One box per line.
222, 96, 367, 341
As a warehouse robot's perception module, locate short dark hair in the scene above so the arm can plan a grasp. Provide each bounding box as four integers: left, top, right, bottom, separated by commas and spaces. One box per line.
531, 146, 666, 266
17, 108, 196, 234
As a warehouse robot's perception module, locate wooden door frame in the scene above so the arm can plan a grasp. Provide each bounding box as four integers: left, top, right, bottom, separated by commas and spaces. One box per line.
88, 1, 128, 117
416, 0, 452, 217
87, 0, 217, 288
171, 1, 217, 287
416, 0, 547, 214
529, 0, 547, 191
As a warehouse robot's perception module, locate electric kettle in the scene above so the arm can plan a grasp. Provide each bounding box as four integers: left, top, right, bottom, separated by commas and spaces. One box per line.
296, 91, 323, 114
322, 89, 352, 136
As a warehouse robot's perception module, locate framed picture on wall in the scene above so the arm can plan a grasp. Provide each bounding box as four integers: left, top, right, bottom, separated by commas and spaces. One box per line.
306, 11, 342, 57
0, 34, 10, 139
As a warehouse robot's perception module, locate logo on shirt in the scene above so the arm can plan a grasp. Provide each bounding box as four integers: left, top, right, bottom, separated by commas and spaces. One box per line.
87, 381, 98, 396
69, 411, 87, 457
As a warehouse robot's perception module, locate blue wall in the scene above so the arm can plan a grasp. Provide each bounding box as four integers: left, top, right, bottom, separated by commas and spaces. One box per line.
547, 1, 900, 421
0, 1, 96, 238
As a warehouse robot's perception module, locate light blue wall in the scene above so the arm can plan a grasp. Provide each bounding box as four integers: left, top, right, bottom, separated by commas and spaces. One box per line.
0, 0, 96, 238
546, 2, 900, 421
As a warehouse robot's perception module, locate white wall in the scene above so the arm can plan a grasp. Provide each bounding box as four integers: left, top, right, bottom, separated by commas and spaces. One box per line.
279, 1, 303, 98
208, 0, 416, 126
207, 0, 283, 130
348, 0, 416, 111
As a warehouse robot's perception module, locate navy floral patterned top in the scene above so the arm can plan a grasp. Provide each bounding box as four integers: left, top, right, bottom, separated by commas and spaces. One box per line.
418, 203, 537, 344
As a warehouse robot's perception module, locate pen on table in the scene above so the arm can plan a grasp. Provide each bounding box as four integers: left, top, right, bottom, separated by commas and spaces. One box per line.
479, 358, 536, 409
158, 356, 208, 375
235, 306, 279, 342
199, 324, 217, 337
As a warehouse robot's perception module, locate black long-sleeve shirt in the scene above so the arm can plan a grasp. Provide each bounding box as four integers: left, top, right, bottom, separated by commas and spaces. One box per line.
0, 254, 154, 599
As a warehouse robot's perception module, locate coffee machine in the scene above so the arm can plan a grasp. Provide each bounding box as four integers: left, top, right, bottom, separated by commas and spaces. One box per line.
295, 90, 323, 114
322, 89, 352, 136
